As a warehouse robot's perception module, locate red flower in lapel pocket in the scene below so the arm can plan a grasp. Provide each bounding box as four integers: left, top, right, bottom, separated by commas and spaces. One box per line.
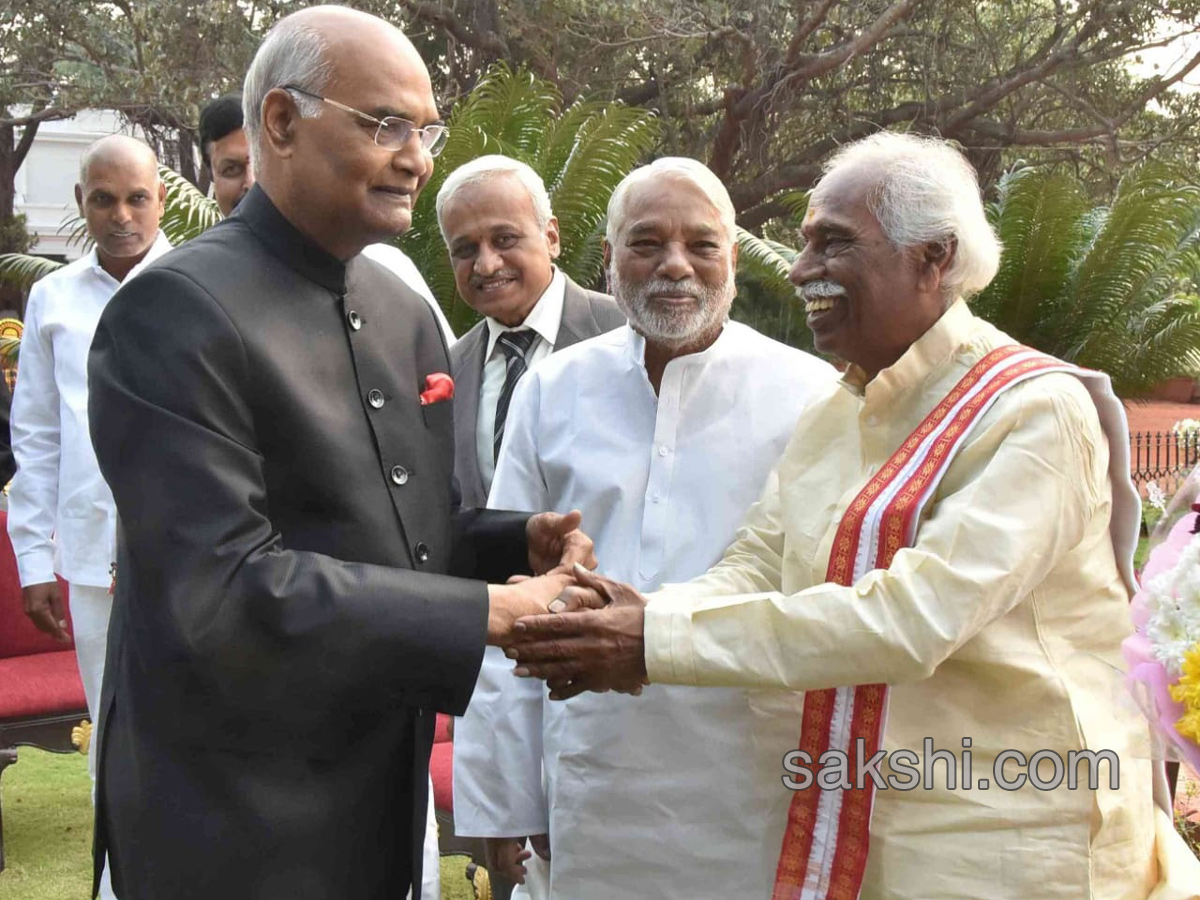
420, 373, 455, 405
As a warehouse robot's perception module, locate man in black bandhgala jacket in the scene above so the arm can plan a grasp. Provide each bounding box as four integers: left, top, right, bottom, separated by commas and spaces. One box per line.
86, 7, 593, 899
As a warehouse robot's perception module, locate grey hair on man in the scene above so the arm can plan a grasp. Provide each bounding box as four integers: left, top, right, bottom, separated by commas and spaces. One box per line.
605, 157, 737, 245
242, 13, 334, 166
436, 155, 554, 238
816, 132, 1001, 299
603, 157, 740, 348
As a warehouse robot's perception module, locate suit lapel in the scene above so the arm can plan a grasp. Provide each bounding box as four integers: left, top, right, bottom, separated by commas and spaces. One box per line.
555, 277, 597, 351
451, 324, 488, 507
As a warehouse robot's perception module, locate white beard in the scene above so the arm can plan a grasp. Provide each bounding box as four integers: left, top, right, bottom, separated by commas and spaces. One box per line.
611, 267, 735, 348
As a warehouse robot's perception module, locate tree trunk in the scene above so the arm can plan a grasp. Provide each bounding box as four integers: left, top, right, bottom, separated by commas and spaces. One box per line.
0, 118, 19, 229
0, 111, 43, 249
0, 112, 42, 316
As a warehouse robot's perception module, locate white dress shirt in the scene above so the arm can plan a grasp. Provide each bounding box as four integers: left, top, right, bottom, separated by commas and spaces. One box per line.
475, 268, 565, 493
361, 243, 456, 348
8, 232, 173, 588
454, 321, 837, 899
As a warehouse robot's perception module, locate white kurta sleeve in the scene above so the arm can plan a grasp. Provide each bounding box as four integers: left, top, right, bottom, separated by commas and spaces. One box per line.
454, 375, 551, 836
7, 287, 62, 587
645, 376, 1104, 690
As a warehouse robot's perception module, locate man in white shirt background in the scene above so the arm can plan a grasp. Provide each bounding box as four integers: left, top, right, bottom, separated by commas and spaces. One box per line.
438, 155, 624, 509
453, 157, 836, 899
8, 134, 171, 900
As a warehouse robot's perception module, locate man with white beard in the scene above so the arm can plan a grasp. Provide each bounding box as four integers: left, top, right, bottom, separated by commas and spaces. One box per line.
453, 158, 836, 898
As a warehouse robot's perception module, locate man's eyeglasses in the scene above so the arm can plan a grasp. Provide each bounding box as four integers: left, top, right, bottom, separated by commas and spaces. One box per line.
282, 85, 450, 157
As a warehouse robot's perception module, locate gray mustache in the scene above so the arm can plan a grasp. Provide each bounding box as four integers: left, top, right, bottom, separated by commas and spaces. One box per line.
640, 278, 703, 299
800, 279, 847, 300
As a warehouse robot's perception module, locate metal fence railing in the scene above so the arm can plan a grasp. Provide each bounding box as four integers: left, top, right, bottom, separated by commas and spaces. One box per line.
1130, 429, 1200, 496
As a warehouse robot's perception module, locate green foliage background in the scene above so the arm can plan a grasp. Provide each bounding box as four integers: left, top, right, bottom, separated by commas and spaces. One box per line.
400, 65, 660, 335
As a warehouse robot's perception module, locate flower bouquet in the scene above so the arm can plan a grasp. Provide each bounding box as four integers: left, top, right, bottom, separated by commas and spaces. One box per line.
1124, 490, 1200, 772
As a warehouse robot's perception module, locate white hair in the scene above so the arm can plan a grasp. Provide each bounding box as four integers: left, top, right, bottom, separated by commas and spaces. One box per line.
605, 157, 737, 245
242, 15, 333, 166
435, 155, 554, 237
816, 132, 1001, 298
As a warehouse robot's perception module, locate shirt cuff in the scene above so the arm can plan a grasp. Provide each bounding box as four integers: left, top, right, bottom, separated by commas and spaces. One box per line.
643, 590, 700, 685
16, 548, 56, 588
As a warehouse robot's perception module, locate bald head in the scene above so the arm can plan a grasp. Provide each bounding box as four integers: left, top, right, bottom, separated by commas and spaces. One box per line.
78, 134, 158, 186
75, 135, 165, 281
242, 5, 426, 162
241, 3, 440, 259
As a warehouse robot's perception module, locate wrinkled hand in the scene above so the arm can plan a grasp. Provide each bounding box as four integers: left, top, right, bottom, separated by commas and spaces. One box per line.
23, 581, 69, 642
508, 568, 649, 700
487, 571, 605, 646
484, 834, 550, 888
526, 510, 597, 575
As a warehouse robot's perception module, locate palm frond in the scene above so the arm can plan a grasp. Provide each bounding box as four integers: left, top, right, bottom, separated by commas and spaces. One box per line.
550, 103, 660, 285
974, 167, 1090, 348
62, 212, 91, 251
0, 253, 65, 291
403, 63, 660, 333
158, 165, 221, 245
777, 191, 810, 223
734, 229, 797, 296
730, 229, 813, 351
1063, 167, 1200, 365
974, 163, 1200, 395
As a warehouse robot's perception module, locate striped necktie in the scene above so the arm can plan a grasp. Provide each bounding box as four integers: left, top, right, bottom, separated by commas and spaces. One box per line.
493, 328, 539, 463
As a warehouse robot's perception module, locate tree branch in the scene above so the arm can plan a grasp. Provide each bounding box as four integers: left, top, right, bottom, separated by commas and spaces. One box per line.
958, 49, 1200, 146
1, 107, 73, 129
785, 0, 837, 66
783, 0, 921, 86
397, 0, 511, 59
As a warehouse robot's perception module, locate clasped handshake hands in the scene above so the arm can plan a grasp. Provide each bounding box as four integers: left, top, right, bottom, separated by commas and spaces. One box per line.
487, 510, 649, 700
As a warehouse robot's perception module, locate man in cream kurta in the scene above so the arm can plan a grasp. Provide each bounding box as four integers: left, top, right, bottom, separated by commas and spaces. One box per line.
645, 300, 1173, 898
509, 134, 1200, 898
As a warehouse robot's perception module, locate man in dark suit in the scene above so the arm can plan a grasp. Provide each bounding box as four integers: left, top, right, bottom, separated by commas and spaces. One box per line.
86, 9, 594, 900
437, 155, 624, 508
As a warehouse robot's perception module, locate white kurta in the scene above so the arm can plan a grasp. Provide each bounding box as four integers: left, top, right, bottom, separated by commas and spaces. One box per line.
454, 322, 836, 899
8, 232, 173, 588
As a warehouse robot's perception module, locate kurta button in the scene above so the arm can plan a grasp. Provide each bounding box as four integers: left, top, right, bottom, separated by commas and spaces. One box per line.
415, 542, 430, 563
658, 446, 669, 457
347, 310, 362, 330
368, 389, 385, 409
390, 465, 409, 485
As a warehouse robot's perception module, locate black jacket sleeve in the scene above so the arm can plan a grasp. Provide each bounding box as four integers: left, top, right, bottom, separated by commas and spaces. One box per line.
0, 377, 15, 486
89, 267, 503, 753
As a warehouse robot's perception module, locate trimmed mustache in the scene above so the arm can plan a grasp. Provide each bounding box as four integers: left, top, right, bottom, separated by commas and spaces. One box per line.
800, 279, 847, 301
470, 270, 520, 288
